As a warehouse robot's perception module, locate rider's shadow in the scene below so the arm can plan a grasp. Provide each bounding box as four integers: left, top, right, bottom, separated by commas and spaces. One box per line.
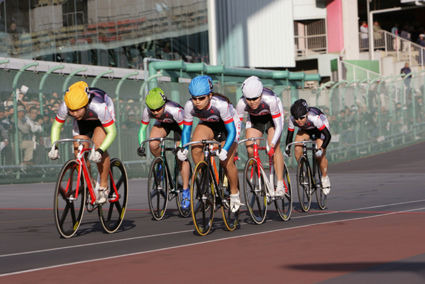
76, 219, 136, 237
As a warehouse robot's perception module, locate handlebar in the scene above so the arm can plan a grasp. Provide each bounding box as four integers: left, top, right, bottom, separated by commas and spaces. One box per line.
51, 138, 96, 157
238, 137, 265, 144
285, 141, 317, 152
141, 137, 175, 145
182, 140, 221, 148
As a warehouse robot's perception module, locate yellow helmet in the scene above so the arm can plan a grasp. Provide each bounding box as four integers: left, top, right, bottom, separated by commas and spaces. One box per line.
64, 81, 89, 110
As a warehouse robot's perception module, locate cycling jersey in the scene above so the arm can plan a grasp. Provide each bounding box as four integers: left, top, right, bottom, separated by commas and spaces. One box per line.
236, 88, 284, 145
182, 95, 240, 151
286, 107, 331, 148
51, 88, 117, 151
288, 107, 329, 132
138, 100, 184, 145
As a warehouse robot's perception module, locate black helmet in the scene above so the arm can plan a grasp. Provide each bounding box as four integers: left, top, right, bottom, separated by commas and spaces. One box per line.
290, 99, 308, 119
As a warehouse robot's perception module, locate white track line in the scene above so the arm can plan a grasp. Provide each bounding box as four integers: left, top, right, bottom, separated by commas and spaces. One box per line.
2, 198, 425, 260
2, 205, 425, 278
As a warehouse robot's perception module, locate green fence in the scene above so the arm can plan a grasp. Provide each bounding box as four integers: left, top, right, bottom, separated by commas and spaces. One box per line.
1, 58, 424, 184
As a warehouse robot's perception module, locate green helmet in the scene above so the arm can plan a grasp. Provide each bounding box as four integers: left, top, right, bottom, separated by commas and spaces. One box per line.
145, 88, 166, 110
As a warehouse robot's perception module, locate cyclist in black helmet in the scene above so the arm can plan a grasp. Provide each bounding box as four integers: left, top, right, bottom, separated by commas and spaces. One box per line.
285, 99, 332, 194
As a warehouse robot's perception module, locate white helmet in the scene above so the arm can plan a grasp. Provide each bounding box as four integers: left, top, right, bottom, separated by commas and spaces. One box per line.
242, 76, 263, 99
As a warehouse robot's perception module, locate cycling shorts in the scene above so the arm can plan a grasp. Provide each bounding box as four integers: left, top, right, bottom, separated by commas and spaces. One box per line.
247, 114, 275, 134
154, 121, 182, 141
73, 120, 102, 138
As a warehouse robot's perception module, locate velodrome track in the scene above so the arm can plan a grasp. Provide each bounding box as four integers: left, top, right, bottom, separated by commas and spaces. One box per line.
1, 142, 425, 283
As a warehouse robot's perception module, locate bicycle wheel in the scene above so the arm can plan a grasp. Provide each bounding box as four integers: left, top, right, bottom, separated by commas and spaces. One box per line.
98, 158, 129, 233
191, 161, 215, 236
297, 156, 312, 212
175, 159, 192, 218
147, 157, 169, 221
274, 164, 293, 221
243, 158, 267, 224
220, 173, 239, 231
314, 162, 327, 210
54, 159, 86, 239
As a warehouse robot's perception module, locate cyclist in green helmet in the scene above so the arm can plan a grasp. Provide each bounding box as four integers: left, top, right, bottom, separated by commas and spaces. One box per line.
137, 88, 191, 208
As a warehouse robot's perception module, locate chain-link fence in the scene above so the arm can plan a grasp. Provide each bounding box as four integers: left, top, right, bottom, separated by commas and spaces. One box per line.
1, 58, 424, 184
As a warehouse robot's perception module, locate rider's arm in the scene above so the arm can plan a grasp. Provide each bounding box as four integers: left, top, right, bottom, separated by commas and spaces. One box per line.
285, 129, 294, 148
138, 108, 150, 145
235, 99, 246, 124
320, 126, 332, 149
98, 123, 117, 152
181, 101, 193, 149
223, 120, 236, 152
50, 119, 64, 145
270, 98, 284, 147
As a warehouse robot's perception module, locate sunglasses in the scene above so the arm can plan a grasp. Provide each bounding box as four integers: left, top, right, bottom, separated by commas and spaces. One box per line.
295, 115, 307, 120
245, 96, 260, 101
149, 106, 164, 112
191, 95, 208, 102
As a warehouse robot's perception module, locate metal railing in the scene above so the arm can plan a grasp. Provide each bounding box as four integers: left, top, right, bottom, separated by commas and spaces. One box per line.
295, 33, 327, 58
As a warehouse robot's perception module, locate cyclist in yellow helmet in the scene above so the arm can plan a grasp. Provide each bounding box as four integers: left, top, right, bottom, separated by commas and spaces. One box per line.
48, 81, 117, 204
138, 88, 190, 209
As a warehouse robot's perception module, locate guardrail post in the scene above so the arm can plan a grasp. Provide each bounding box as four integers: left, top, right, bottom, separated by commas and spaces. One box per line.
91, 70, 113, 87
39, 65, 65, 115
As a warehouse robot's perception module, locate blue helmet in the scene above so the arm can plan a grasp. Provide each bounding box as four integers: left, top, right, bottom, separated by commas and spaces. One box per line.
189, 75, 213, 96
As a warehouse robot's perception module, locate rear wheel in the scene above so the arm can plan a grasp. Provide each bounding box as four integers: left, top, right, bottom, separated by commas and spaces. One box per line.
274, 164, 293, 221
297, 156, 312, 212
314, 162, 327, 210
243, 158, 267, 224
220, 173, 239, 231
54, 159, 86, 239
98, 158, 128, 233
147, 157, 169, 220
191, 161, 215, 236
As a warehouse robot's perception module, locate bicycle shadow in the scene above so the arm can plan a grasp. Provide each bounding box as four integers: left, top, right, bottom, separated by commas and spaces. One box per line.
74, 219, 136, 237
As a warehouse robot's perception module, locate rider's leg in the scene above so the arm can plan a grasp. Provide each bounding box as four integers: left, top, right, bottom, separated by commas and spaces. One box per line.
315, 139, 328, 177
191, 124, 214, 164
73, 134, 92, 182
294, 130, 310, 162
220, 142, 239, 195
267, 127, 284, 182
245, 127, 262, 158
92, 126, 110, 189
149, 126, 167, 157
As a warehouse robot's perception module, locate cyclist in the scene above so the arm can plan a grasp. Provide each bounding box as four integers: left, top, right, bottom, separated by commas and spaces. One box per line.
285, 99, 332, 194
236, 76, 286, 197
137, 87, 190, 209
177, 75, 242, 212
48, 81, 117, 204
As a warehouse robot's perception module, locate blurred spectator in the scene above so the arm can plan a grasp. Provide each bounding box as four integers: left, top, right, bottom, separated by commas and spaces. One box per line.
0, 105, 9, 155
16, 106, 43, 165
417, 34, 425, 65
400, 62, 412, 89
391, 24, 399, 51
400, 25, 411, 52
7, 21, 21, 56
373, 21, 383, 49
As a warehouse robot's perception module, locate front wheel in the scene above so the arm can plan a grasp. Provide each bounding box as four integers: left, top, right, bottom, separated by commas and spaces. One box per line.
297, 156, 312, 212
274, 164, 293, 221
243, 158, 267, 224
191, 161, 215, 236
54, 159, 86, 239
147, 157, 169, 221
314, 162, 327, 210
220, 173, 239, 231
98, 158, 128, 233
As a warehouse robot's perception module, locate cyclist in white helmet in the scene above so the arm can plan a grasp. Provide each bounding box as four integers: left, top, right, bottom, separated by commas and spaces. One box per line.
236, 76, 287, 197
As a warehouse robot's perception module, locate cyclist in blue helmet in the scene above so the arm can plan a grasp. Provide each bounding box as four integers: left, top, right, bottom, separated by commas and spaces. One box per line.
177, 75, 242, 213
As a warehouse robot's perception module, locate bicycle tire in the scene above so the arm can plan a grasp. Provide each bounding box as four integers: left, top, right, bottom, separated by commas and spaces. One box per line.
175, 160, 192, 218
274, 163, 293, 221
243, 158, 267, 224
297, 156, 312, 212
190, 161, 215, 236
147, 157, 169, 221
220, 173, 239, 231
314, 162, 327, 210
98, 158, 129, 233
54, 159, 86, 239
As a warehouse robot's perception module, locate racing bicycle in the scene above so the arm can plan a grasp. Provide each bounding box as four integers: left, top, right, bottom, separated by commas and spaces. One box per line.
52, 138, 128, 238
184, 140, 239, 236
240, 137, 292, 224
286, 141, 326, 212
141, 137, 192, 220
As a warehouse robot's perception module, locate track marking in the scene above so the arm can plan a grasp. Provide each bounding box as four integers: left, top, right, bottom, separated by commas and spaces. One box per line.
2, 199, 425, 259
1, 204, 425, 277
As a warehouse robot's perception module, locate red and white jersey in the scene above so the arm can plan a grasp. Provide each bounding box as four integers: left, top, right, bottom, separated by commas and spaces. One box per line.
141, 100, 184, 126
288, 107, 330, 132
55, 88, 115, 128
236, 88, 284, 145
